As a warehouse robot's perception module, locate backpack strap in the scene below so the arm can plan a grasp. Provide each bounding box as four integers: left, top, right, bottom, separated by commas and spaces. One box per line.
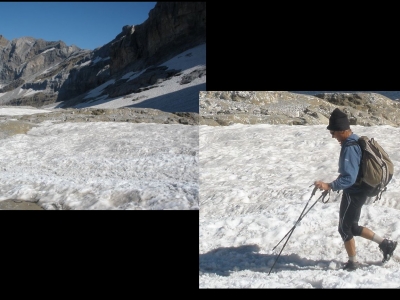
374, 186, 386, 203
344, 139, 363, 184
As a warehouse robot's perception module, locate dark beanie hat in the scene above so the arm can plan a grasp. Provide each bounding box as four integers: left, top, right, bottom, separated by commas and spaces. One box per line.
327, 108, 350, 131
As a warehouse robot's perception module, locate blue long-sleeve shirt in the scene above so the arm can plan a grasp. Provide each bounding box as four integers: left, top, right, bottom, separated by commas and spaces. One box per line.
329, 133, 363, 193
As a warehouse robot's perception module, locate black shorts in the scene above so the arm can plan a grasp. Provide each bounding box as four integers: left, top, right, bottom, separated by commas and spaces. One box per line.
338, 191, 368, 242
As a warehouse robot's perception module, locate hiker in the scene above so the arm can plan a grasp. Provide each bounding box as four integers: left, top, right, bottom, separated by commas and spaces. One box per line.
314, 108, 397, 271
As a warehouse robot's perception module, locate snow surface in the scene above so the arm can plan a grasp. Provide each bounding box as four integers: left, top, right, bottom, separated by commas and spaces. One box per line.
0, 121, 198, 210
199, 124, 400, 288
0, 43, 205, 210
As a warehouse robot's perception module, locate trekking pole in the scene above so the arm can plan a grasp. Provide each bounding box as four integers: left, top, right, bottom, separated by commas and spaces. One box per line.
271, 185, 318, 252
268, 186, 329, 275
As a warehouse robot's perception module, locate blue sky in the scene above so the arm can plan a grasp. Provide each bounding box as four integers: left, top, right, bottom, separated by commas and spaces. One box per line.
0, 2, 157, 50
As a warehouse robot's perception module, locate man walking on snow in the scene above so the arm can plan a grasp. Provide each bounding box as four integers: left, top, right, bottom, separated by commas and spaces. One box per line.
314, 108, 397, 271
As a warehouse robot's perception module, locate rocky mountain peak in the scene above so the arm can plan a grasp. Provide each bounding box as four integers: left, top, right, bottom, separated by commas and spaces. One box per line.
0, 35, 9, 47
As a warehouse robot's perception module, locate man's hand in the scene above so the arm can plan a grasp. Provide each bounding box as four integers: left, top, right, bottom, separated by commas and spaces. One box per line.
314, 180, 331, 191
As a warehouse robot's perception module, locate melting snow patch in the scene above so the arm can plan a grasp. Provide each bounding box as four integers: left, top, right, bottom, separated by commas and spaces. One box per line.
41, 48, 55, 54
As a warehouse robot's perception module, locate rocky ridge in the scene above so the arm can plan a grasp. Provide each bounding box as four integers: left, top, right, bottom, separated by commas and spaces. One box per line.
0, 106, 199, 139
199, 91, 400, 127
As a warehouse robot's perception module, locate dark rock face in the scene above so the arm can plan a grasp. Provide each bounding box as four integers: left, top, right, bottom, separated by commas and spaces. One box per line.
199, 91, 400, 127
0, 2, 206, 111
109, 2, 206, 75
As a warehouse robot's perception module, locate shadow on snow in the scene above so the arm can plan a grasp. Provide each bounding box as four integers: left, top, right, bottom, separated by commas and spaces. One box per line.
199, 244, 343, 276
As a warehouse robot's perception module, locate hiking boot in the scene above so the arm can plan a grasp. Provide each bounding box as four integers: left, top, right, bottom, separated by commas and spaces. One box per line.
379, 239, 398, 263
342, 260, 359, 271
